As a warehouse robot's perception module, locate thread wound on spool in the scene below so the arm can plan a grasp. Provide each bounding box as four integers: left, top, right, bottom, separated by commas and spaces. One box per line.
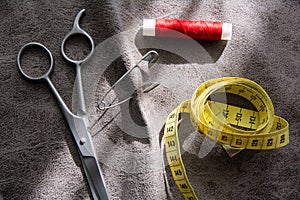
143, 19, 232, 40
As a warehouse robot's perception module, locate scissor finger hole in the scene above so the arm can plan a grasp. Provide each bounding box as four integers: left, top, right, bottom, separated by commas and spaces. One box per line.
18, 43, 53, 80
62, 33, 93, 62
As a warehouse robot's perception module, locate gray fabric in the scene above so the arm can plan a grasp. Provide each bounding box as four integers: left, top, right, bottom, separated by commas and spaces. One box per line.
0, 0, 299, 199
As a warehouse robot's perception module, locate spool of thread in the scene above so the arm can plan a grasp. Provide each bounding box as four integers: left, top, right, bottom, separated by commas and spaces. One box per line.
143, 19, 232, 40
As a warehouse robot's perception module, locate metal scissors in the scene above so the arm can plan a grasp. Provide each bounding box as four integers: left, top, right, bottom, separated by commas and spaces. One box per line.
17, 9, 109, 200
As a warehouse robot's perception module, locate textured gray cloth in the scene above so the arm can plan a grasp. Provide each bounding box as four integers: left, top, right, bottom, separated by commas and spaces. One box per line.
0, 0, 299, 199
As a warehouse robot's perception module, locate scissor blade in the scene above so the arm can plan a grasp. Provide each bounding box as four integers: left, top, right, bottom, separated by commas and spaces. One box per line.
82, 156, 110, 200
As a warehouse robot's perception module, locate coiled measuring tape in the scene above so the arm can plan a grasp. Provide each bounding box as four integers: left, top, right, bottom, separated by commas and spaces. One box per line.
163, 77, 289, 200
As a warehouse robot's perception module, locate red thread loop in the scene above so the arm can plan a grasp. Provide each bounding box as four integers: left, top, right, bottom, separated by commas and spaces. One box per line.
155, 19, 223, 40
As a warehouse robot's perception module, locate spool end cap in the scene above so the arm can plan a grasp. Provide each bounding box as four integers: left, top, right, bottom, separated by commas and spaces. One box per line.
221, 23, 232, 40
143, 19, 156, 36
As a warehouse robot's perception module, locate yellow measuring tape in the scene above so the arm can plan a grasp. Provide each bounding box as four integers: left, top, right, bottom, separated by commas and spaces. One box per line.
163, 77, 289, 200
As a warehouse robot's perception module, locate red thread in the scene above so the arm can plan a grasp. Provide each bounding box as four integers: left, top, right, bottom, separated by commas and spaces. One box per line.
155, 19, 223, 40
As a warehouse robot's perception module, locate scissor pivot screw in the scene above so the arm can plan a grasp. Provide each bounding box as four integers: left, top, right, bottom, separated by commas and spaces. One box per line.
80, 138, 86, 145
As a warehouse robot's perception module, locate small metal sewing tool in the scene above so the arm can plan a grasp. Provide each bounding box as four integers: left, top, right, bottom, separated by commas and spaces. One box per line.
97, 50, 159, 110
17, 9, 109, 200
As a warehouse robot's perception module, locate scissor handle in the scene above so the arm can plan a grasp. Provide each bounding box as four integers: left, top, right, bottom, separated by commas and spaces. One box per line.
61, 9, 94, 65
17, 42, 54, 81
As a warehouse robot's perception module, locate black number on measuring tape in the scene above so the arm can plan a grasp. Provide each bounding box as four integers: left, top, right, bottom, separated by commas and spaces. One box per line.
225, 86, 232, 91
169, 113, 175, 119
174, 169, 182, 176
250, 95, 257, 101
259, 104, 266, 112
170, 155, 177, 162
179, 183, 188, 189
251, 139, 258, 146
267, 138, 273, 146
280, 135, 285, 143
276, 122, 282, 130
187, 197, 195, 200
235, 113, 243, 122
222, 109, 229, 118
168, 140, 176, 148
249, 116, 256, 125
167, 126, 174, 132
235, 139, 242, 145
238, 88, 245, 94
221, 135, 228, 141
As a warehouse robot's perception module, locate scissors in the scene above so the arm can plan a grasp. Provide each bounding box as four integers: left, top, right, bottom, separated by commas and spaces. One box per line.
17, 9, 109, 200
